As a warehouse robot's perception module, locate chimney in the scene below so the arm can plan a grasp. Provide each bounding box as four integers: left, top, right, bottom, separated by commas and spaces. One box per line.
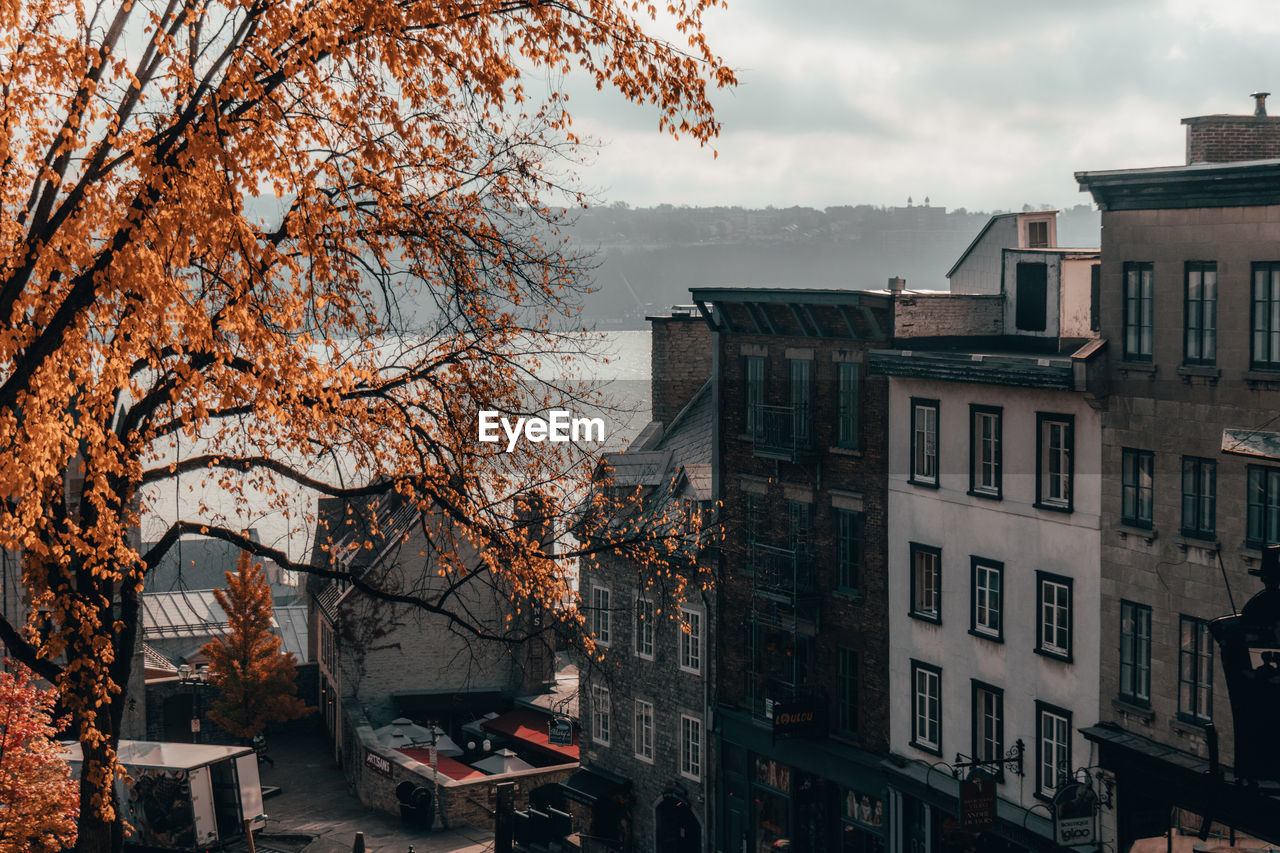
1183, 93, 1280, 164
888, 277, 906, 294
649, 306, 712, 427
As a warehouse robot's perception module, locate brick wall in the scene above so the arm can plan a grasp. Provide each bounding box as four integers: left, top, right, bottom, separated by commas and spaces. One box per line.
649, 312, 712, 426
893, 293, 1004, 339
715, 327, 892, 756
1183, 115, 1280, 164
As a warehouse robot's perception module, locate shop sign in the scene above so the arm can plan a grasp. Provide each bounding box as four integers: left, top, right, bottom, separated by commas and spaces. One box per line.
842, 787, 884, 829
364, 749, 393, 777
770, 698, 827, 737
549, 717, 573, 746
1052, 782, 1097, 847
958, 774, 995, 830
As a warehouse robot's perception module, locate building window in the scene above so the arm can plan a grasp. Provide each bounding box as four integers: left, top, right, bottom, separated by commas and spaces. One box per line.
1015, 262, 1048, 332
788, 499, 810, 558
911, 660, 942, 755
910, 543, 941, 623
1185, 261, 1217, 365
591, 586, 611, 646
1252, 262, 1280, 368
969, 405, 1002, 498
837, 647, 858, 735
745, 355, 765, 437
680, 714, 702, 780
1036, 572, 1072, 661
972, 682, 1004, 777
1124, 262, 1154, 361
790, 358, 811, 445
1121, 448, 1154, 529
1247, 465, 1280, 547
837, 362, 860, 449
970, 557, 1002, 641
1036, 703, 1071, 797
591, 684, 611, 745
743, 492, 762, 574
1027, 219, 1049, 249
680, 607, 702, 675
1178, 616, 1214, 725
635, 596, 654, 660
1181, 457, 1216, 540
837, 509, 863, 594
1036, 414, 1073, 511
910, 398, 939, 486
634, 699, 654, 761
1119, 600, 1152, 707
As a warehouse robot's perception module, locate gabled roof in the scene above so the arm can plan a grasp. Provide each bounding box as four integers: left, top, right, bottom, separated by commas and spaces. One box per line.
945, 210, 1058, 279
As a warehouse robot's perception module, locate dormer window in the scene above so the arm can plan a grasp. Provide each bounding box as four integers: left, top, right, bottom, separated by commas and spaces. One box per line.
1027, 220, 1049, 249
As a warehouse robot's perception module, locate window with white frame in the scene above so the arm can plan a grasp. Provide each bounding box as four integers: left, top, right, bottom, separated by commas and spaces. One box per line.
680, 607, 702, 675
1036, 703, 1071, 797
970, 558, 1002, 640
591, 684, 611, 745
1037, 573, 1072, 660
1119, 600, 1152, 707
680, 714, 702, 780
1178, 615, 1214, 725
972, 682, 1004, 774
634, 699, 654, 761
591, 586, 611, 646
911, 660, 941, 754
635, 596, 654, 660
969, 405, 1001, 498
910, 399, 939, 486
910, 543, 941, 623
1036, 414, 1073, 511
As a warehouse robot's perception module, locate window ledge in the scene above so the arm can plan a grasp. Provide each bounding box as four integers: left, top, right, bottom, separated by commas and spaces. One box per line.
834, 588, 863, 602
1116, 524, 1157, 544
1243, 369, 1280, 387
1177, 364, 1220, 383
1111, 697, 1154, 724
908, 478, 940, 490
828, 446, 863, 457
1033, 500, 1073, 514
1170, 716, 1212, 738
908, 611, 941, 626
1176, 535, 1219, 552
968, 628, 1004, 644
1034, 647, 1073, 665
967, 489, 1002, 501
1119, 361, 1157, 375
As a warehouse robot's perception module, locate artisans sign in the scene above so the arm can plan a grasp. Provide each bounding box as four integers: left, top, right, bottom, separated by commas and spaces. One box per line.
365, 749, 393, 777
958, 775, 996, 831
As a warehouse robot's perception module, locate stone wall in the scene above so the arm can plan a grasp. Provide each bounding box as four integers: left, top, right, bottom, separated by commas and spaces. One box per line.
893, 293, 1004, 339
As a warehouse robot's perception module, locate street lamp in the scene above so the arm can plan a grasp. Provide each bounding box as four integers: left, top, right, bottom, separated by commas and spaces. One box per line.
177, 663, 210, 743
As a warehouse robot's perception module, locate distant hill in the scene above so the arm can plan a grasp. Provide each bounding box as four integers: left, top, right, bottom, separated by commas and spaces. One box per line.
562, 203, 1101, 328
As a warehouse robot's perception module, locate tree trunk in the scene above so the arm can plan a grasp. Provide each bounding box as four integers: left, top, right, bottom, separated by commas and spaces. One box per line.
74, 734, 124, 853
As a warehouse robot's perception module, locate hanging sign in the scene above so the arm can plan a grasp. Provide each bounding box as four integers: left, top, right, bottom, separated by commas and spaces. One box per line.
1052, 782, 1097, 847
958, 774, 995, 830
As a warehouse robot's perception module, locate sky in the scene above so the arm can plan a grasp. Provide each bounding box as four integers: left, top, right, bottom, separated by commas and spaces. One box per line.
558, 0, 1280, 211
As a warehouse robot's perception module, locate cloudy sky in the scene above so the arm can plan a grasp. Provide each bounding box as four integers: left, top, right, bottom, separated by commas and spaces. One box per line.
559, 0, 1280, 211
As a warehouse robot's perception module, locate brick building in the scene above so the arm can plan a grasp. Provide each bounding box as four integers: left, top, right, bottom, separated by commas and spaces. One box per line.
1077, 97, 1280, 848
570, 308, 716, 853
869, 212, 1105, 852
690, 287, 895, 853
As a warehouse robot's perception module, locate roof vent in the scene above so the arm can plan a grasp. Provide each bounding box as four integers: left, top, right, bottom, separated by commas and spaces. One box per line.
1253, 91, 1271, 117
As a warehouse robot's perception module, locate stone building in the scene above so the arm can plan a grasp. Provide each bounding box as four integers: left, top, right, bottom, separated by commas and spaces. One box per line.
570, 308, 716, 853
1077, 96, 1280, 848
690, 286, 895, 853
869, 212, 1106, 852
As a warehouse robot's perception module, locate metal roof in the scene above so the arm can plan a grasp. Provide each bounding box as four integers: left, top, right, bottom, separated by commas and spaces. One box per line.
142, 590, 229, 641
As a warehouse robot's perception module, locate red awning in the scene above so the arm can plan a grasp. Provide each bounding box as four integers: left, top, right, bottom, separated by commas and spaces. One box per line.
481, 708, 579, 762
396, 748, 487, 781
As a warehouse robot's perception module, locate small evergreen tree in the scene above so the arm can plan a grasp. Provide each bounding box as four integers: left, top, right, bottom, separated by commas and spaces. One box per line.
202, 553, 309, 739
0, 664, 78, 853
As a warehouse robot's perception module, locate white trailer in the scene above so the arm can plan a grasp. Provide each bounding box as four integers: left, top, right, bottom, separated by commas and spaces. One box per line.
64, 740, 266, 851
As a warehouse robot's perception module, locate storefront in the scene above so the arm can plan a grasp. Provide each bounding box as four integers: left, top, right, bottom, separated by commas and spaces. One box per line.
880, 759, 1058, 853
719, 707, 887, 853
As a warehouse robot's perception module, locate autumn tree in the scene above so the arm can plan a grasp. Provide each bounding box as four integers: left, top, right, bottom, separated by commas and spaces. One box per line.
0, 0, 733, 850
0, 664, 79, 853
201, 552, 309, 739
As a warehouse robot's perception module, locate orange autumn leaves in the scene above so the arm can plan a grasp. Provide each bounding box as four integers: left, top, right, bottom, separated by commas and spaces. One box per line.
201, 553, 309, 739
0, 0, 733, 847
0, 665, 78, 853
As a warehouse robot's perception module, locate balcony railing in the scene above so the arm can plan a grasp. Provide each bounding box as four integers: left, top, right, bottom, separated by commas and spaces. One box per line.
750, 404, 813, 461
748, 542, 816, 596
